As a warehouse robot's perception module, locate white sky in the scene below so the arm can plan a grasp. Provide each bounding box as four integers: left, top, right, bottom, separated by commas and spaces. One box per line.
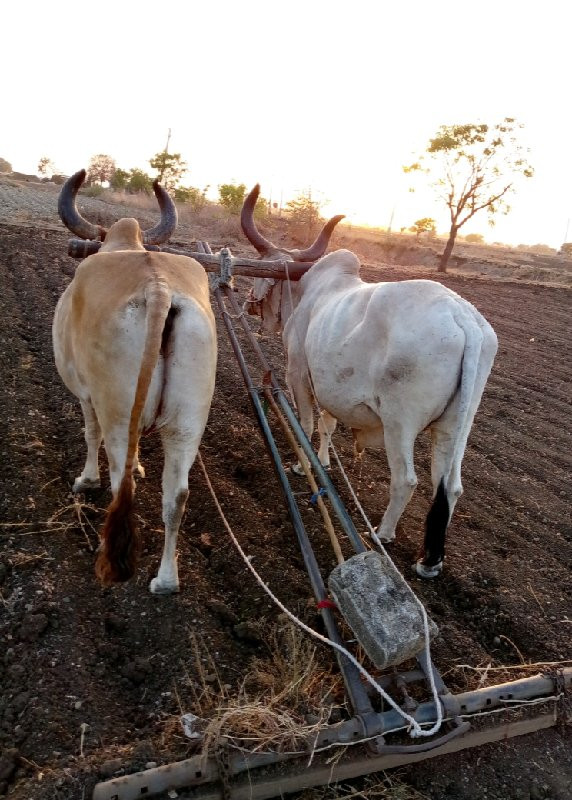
3, 0, 571, 247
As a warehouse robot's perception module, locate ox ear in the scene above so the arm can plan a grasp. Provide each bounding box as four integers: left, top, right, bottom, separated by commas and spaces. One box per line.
292, 214, 345, 262
142, 180, 178, 245
58, 170, 106, 241
240, 185, 279, 256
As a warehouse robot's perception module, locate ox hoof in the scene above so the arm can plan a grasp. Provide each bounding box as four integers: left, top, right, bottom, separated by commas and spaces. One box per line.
375, 530, 396, 544
290, 462, 305, 477
149, 577, 180, 595
73, 476, 101, 493
413, 560, 443, 579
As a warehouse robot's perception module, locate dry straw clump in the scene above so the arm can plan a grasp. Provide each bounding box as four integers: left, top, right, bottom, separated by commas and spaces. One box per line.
185, 617, 344, 757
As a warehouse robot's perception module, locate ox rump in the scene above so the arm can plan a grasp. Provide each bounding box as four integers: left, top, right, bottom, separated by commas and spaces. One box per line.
329, 551, 438, 669
52, 170, 217, 594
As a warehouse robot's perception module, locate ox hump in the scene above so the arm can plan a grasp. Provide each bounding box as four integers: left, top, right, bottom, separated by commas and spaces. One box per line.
101, 218, 145, 252
313, 249, 361, 276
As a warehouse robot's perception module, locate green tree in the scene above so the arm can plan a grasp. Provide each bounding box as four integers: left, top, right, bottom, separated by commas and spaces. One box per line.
409, 217, 436, 240
109, 168, 131, 190
127, 168, 153, 194
174, 185, 210, 211
404, 118, 533, 272
149, 151, 187, 190
218, 182, 247, 214
87, 154, 116, 185
37, 156, 55, 178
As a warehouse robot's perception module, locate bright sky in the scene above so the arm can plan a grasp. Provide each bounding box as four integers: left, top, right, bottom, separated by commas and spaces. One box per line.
3, 0, 571, 247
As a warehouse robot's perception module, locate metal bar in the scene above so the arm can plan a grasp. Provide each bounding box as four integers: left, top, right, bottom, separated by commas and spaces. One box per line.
213, 286, 373, 717
223, 285, 366, 555
184, 713, 558, 800
93, 664, 570, 800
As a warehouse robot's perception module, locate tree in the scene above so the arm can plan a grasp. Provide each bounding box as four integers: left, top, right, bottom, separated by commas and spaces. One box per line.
149, 151, 187, 190
0, 157, 12, 173
109, 168, 130, 191
405, 119, 533, 271
409, 217, 436, 240
127, 168, 153, 194
218, 182, 247, 214
38, 157, 56, 178
285, 190, 323, 238
87, 154, 116, 185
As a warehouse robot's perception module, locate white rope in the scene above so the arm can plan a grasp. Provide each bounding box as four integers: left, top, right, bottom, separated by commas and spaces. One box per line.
281, 261, 443, 736
197, 451, 442, 739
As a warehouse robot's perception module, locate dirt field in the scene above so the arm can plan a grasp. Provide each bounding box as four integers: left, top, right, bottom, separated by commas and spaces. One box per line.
0, 182, 570, 799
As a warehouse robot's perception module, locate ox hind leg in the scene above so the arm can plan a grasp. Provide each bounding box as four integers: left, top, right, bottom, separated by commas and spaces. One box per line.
376, 422, 418, 544
149, 431, 202, 595
416, 408, 463, 579
289, 379, 315, 476
73, 399, 102, 492
317, 411, 338, 468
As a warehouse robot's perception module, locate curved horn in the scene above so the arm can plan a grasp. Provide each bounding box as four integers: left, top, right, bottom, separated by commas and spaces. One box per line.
57, 169, 106, 240
293, 214, 345, 262
142, 179, 178, 245
240, 184, 279, 256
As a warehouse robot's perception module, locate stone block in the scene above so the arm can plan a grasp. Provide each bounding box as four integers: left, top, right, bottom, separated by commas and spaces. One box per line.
329, 550, 438, 670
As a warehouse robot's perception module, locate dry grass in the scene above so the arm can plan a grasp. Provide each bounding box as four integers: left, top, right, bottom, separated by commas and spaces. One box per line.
298, 771, 431, 800
177, 618, 344, 758
444, 658, 572, 692
0, 497, 102, 552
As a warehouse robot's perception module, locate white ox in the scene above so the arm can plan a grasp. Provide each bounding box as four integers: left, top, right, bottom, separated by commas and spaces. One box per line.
241, 185, 497, 578
53, 170, 217, 593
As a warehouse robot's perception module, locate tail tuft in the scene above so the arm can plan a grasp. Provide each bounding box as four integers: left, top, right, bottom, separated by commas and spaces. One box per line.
95, 474, 140, 584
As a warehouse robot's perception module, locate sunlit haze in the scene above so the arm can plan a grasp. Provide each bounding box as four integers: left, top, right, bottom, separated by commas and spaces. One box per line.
3, 0, 571, 247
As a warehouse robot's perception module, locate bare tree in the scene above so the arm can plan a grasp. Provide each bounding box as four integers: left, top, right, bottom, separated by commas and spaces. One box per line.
405, 119, 533, 271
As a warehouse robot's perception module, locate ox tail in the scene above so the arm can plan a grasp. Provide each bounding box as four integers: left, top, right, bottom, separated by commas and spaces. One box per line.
421, 311, 484, 574
95, 277, 172, 585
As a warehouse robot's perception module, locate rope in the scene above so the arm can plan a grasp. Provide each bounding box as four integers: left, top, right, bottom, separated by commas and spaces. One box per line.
281, 261, 443, 735
197, 450, 443, 738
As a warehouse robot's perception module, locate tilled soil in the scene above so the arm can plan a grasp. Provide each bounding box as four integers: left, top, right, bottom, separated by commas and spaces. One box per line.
0, 190, 570, 800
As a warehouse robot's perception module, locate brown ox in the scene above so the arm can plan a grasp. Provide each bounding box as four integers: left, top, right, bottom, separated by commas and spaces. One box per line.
53, 170, 217, 593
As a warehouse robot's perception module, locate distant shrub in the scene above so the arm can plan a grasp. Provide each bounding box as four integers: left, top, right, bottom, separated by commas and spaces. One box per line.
559, 242, 572, 257
465, 233, 484, 244
82, 184, 105, 198
175, 185, 209, 211
528, 244, 556, 255
0, 157, 12, 173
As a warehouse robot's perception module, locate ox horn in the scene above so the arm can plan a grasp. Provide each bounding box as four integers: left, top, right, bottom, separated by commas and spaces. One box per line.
241, 184, 345, 261
293, 213, 346, 261
58, 170, 106, 241
240, 184, 279, 256
58, 170, 177, 245
141, 179, 178, 245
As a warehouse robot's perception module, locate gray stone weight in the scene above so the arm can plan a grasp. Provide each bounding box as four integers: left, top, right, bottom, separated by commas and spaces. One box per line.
328, 550, 438, 670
